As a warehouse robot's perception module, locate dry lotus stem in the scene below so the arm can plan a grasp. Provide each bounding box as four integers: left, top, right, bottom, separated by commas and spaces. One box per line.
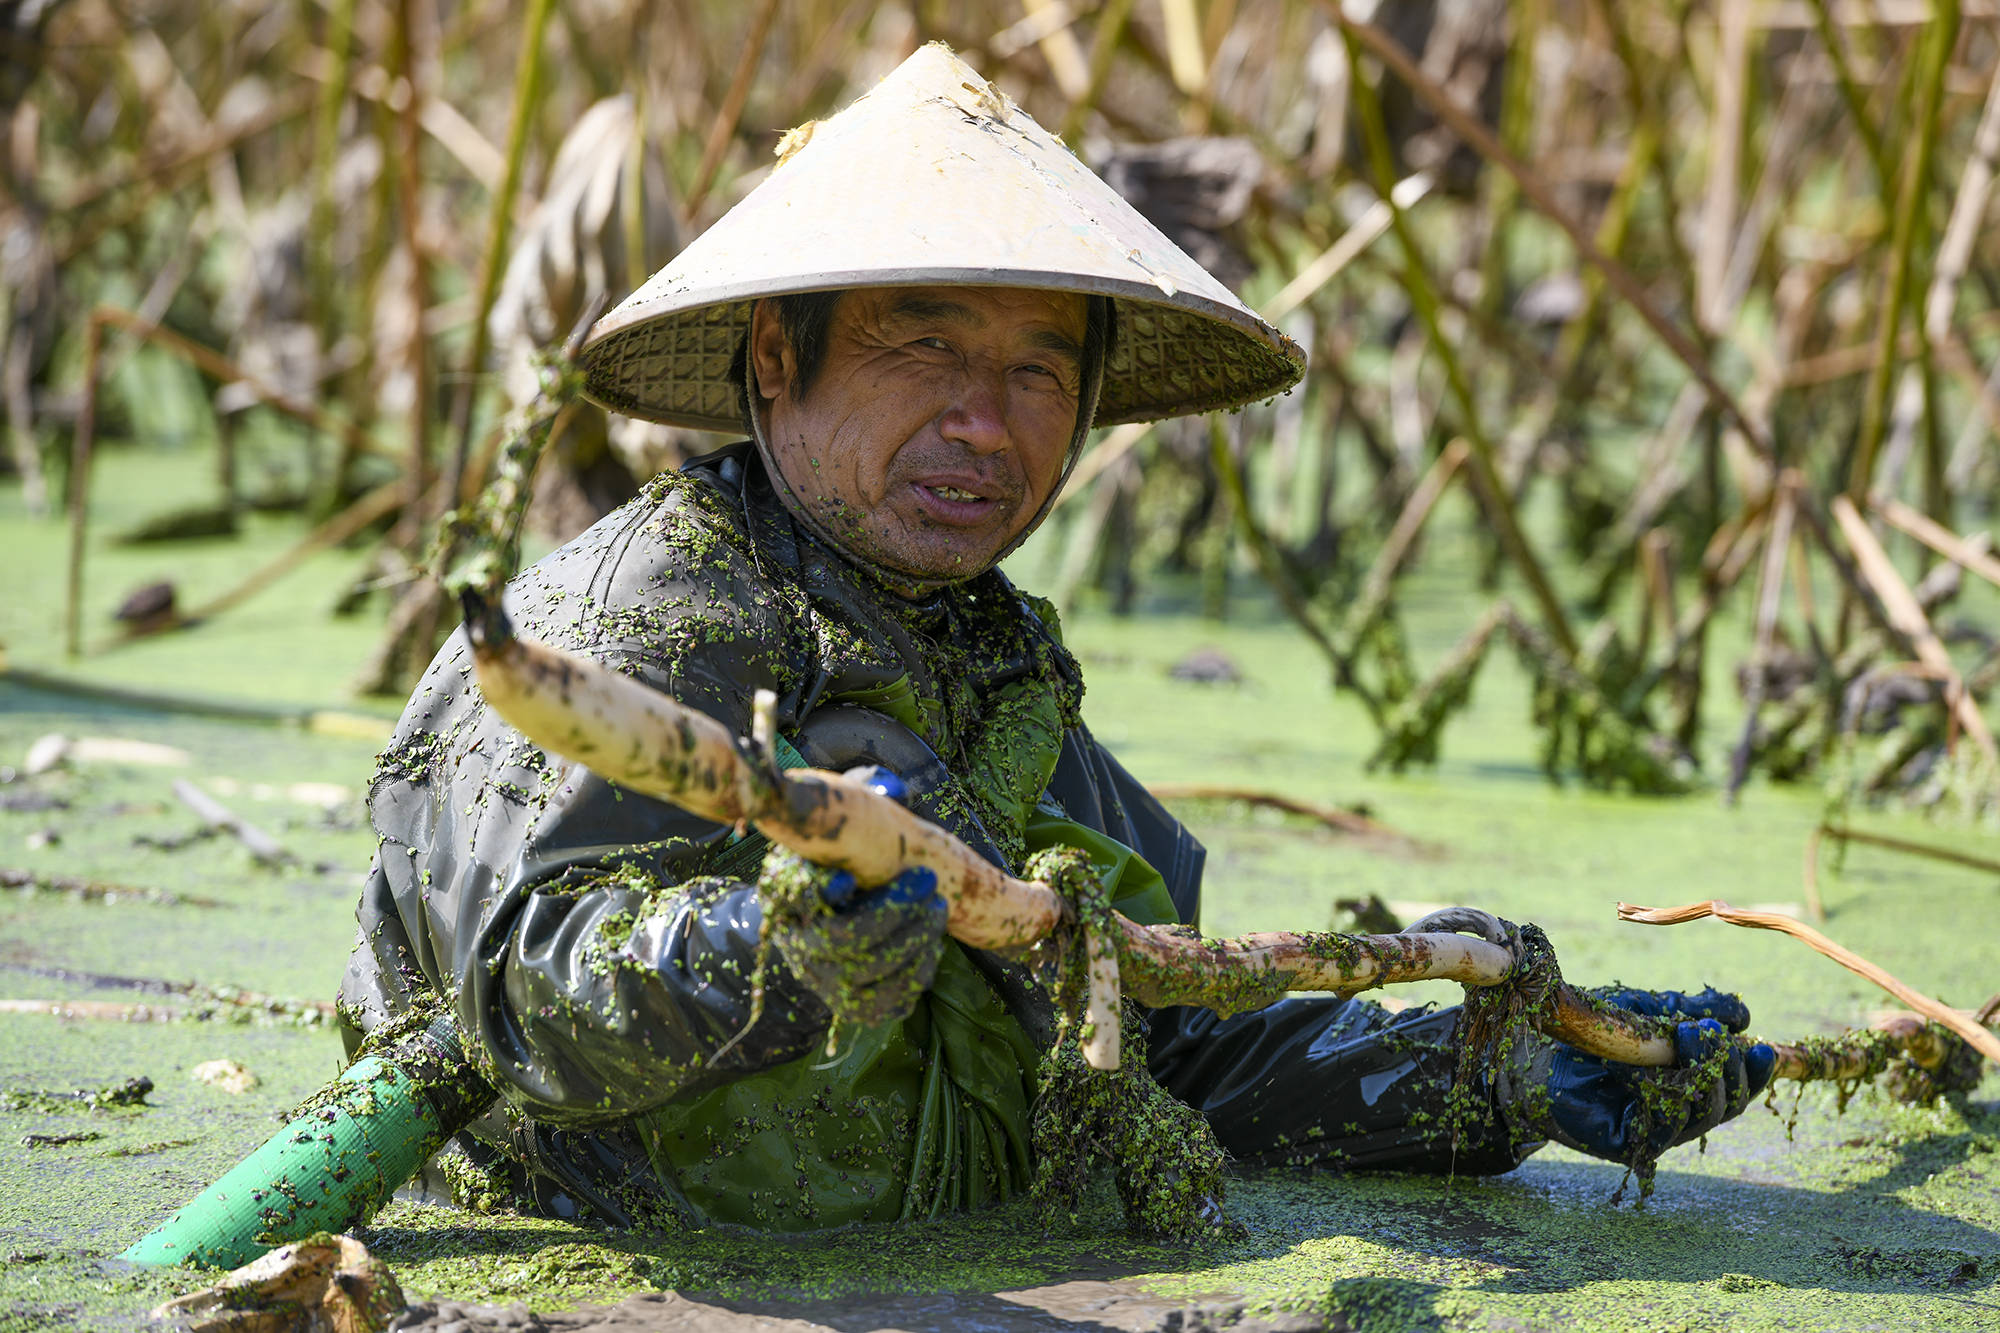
462, 598, 1682, 1071
1618, 899, 2000, 1066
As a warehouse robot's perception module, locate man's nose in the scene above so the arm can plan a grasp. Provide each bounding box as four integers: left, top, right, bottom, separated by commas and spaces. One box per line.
938, 373, 1009, 454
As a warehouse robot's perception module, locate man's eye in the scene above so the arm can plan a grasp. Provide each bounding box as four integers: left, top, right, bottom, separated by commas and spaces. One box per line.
914, 336, 951, 352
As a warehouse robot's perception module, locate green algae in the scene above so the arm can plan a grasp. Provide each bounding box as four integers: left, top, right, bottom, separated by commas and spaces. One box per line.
5, 472, 2000, 1329
8, 645, 2000, 1330
1024, 843, 1229, 1240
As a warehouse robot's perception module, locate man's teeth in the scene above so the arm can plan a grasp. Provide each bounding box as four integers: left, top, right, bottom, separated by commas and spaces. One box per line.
930, 485, 981, 502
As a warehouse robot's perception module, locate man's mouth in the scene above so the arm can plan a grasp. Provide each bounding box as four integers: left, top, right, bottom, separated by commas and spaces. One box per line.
911, 479, 1009, 525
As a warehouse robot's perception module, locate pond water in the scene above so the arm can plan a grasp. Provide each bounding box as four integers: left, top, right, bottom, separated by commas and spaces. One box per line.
3, 453, 1997, 1330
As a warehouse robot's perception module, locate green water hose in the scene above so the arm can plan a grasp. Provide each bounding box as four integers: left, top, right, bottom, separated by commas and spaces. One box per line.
122, 1017, 492, 1269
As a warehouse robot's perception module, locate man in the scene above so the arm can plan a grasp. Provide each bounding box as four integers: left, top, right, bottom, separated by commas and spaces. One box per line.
339, 45, 1770, 1232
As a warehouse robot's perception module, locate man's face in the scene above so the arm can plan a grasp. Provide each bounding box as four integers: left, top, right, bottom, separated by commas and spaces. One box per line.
750, 284, 1088, 582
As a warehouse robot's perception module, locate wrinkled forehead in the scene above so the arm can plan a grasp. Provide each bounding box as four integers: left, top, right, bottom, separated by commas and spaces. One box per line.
840, 284, 1089, 345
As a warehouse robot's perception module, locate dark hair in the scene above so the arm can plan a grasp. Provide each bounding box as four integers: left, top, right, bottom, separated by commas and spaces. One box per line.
734, 290, 1118, 424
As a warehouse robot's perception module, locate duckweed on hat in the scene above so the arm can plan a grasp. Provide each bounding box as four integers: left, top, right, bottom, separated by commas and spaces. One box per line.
580, 43, 1305, 432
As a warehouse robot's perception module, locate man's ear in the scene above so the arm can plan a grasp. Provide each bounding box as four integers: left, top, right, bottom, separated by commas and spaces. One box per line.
748, 300, 795, 404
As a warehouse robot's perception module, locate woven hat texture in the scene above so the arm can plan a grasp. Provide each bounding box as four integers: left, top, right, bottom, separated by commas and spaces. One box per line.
580, 44, 1304, 432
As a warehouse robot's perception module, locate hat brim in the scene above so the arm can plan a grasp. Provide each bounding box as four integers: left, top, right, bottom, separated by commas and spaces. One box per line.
579, 269, 1304, 433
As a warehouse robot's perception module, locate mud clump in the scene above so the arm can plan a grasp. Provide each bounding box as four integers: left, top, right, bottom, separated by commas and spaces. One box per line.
390, 1300, 548, 1330
1158, 1300, 1343, 1332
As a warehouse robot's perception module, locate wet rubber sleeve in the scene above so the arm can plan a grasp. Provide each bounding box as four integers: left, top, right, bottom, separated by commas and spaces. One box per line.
474, 875, 834, 1121
1144, 998, 1536, 1175
343, 478, 837, 1125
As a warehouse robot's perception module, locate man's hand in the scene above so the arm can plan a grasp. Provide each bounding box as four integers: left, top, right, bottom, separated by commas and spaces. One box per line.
762, 767, 949, 1030
1501, 986, 1777, 1165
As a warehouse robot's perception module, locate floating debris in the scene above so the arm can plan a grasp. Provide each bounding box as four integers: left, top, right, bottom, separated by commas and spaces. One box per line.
21, 1130, 102, 1148
1167, 646, 1244, 685
21, 734, 68, 777
1330, 894, 1403, 935
205, 777, 354, 809
0, 999, 181, 1022
0, 789, 67, 813
110, 578, 182, 631
1149, 782, 1419, 845
152, 1232, 404, 1333
172, 778, 294, 868
0, 1076, 153, 1113
133, 826, 222, 853
0, 967, 334, 1026
192, 1059, 260, 1095
103, 1138, 196, 1158
0, 867, 221, 908
20, 733, 192, 775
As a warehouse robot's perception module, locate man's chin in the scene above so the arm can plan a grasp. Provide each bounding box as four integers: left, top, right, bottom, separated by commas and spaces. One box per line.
874, 545, 1006, 586
842, 530, 1012, 588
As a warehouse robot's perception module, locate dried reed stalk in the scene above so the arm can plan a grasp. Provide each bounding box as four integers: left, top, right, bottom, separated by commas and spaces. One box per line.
1056, 0, 1136, 141
1802, 824, 1828, 923
1727, 478, 1800, 801
1145, 784, 1405, 841
1209, 419, 1382, 725
1342, 24, 1579, 659
179, 479, 407, 629
1325, 5, 1771, 460
683, 0, 782, 223
84, 307, 381, 459
1158, 0, 1208, 105
1830, 493, 1996, 761
1019, 0, 1089, 100
443, 0, 557, 509
1338, 438, 1469, 652
63, 316, 105, 660
1617, 898, 2000, 1064
391, 0, 432, 535
1819, 822, 2000, 877
1054, 421, 1151, 502
1698, 0, 1753, 332
1805, 0, 1891, 182
307, 0, 358, 328
52, 91, 315, 263
1870, 494, 2000, 593
1262, 172, 1432, 324
1847, 0, 1960, 498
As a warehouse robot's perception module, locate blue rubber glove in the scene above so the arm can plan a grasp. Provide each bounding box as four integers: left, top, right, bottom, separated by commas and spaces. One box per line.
1507, 986, 1777, 1165
764, 766, 949, 1030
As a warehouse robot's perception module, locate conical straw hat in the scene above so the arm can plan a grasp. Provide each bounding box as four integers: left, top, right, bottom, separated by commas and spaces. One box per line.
580, 43, 1304, 433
